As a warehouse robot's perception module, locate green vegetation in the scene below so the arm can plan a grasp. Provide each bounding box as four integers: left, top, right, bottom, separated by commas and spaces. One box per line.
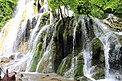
0, 0, 17, 28
1, 0, 121, 28
48, 0, 122, 18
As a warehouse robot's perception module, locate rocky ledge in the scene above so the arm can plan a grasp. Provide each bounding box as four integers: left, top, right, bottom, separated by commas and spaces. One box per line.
103, 14, 122, 31
16, 72, 75, 81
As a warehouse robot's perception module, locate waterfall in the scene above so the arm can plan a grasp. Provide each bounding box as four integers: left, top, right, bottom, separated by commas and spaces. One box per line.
78, 16, 96, 81
0, 0, 35, 56
64, 20, 78, 80
26, 25, 49, 72
29, 13, 45, 48
92, 17, 122, 80
92, 17, 112, 78
0, 0, 122, 81
0, 0, 36, 73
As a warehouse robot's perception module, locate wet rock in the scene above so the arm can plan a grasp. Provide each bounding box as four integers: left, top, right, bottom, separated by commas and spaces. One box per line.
92, 38, 104, 64
103, 14, 122, 31
17, 54, 23, 59
51, 77, 61, 81
32, 17, 37, 28
8, 52, 22, 60
57, 56, 72, 76
0, 57, 10, 63
109, 46, 122, 70
18, 42, 28, 53
92, 66, 105, 80
16, 72, 74, 81
29, 43, 44, 72
40, 11, 50, 27
76, 76, 89, 81
118, 35, 122, 45
9, 55, 15, 60
91, 38, 105, 79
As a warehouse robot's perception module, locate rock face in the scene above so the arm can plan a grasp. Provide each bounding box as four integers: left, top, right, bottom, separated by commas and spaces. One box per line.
1, 0, 122, 80
2, 12, 122, 80
16, 72, 75, 81
25, 14, 106, 80
103, 14, 122, 31
92, 38, 105, 79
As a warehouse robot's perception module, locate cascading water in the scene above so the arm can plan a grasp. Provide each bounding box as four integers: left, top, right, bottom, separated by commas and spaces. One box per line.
64, 20, 78, 80
92, 17, 122, 81
0, 0, 122, 81
0, 0, 34, 56
0, 0, 35, 55
78, 16, 96, 81
26, 24, 50, 72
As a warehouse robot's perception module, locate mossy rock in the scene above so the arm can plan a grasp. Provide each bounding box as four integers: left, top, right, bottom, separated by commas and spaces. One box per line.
76, 76, 90, 81
40, 11, 50, 27
36, 52, 53, 73
53, 17, 75, 72
92, 38, 104, 64
91, 38, 105, 79
74, 53, 84, 77
63, 17, 76, 39
57, 56, 72, 76
117, 35, 122, 45
33, 4, 38, 14
92, 67, 105, 80
103, 14, 122, 31
37, 41, 56, 73
57, 52, 84, 79
30, 42, 44, 72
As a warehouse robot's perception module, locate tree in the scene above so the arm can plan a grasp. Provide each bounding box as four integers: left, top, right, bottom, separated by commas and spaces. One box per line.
48, 0, 122, 18
0, 0, 17, 28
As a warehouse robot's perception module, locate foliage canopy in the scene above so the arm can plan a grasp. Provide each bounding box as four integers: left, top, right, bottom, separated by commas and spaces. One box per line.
48, 0, 122, 18
0, 0, 17, 28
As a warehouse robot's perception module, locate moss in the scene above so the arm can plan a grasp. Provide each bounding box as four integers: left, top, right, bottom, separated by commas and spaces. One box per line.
36, 53, 51, 72
40, 11, 50, 27
111, 17, 122, 30
53, 18, 74, 72
117, 35, 122, 45
100, 54, 105, 63
28, 15, 107, 80
57, 52, 84, 79
57, 56, 72, 75
54, 16, 92, 79
36, 40, 56, 73
74, 53, 84, 77
75, 22, 83, 56
92, 38, 104, 64
92, 67, 105, 80
75, 76, 89, 81
56, 17, 75, 40
30, 42, 44, 72
74, 60, 83, 76
33, 5, 38, 14
63, 17, 74, 38
91, 38, 105, 79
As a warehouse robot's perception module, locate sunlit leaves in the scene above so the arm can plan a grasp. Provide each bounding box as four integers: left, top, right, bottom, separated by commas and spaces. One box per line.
0, 0, 17, 28
48, 0, 122, 18
90, 6, 104, 18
